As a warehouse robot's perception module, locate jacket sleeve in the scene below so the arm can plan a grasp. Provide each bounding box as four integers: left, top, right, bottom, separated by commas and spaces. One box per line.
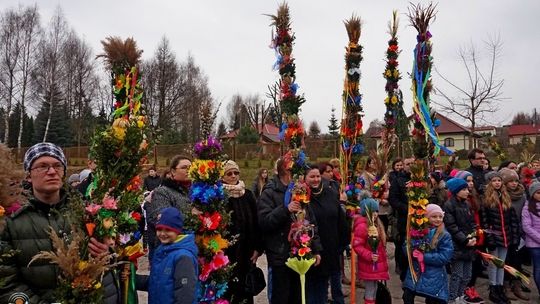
351, 216, 373, 263
522, 204, 540, 244
173, 256, 197, 303
509, 207, 520, 246
307, 205, 323, 254
337, 204, 351, 250
257, 189, 290, 232
423, 232, 453, 267
246, 190, 264, 253
443, 201, 469, 246
0, 222, 40, 303
389, 177, 407, 215
480, 206, 495, 247
147, 187, 171, 227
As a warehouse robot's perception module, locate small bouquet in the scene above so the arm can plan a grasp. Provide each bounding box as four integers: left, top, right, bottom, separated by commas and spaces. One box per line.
476, 250, 530, 285
29, 227, 112, 304
365, 206, 379, 271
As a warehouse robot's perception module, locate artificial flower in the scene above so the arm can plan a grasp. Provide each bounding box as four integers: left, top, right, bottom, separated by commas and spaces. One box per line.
0, 205, 4, 217
130, 211, 142, 222
102, 196, 118, 210
299, 233, 311, 244
199, 212, 222, 231
102, 217, 115, 230
298, 247, 311, 257
85, 203, 102, 215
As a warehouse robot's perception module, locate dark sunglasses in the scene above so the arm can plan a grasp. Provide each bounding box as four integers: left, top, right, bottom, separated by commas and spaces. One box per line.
226, 171, 240, 176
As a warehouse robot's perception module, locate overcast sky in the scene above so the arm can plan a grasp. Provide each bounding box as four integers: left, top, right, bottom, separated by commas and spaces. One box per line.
2, 0, 538, 129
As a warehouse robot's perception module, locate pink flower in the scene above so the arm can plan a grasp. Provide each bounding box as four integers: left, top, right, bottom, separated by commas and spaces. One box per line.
85, 203, 102, 215
300, 233, 311, 244
119, 233, 131, 245
211, 251, 229, 270
102, 196, 118, 210
216, 300, 229, 304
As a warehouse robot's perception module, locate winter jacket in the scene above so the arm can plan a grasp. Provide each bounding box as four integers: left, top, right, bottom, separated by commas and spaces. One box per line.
257, 175, 322, 267
307, 181, 350, 278
522, 200, 540, 248
508, 184, 526, 234
146, 178, 191, 253
481, 196, 520, 249
443, 196, 477, 260
0, 189, 121, 304
389, 171, 411, 236
352, 216, 389, 281
138, 234, 198, 304
224, 188, 263, 302
403, 227, 453, 301
143, 175, 162, 191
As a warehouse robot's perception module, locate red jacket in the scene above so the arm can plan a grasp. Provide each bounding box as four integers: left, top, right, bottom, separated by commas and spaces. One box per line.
352, 215, 390, 281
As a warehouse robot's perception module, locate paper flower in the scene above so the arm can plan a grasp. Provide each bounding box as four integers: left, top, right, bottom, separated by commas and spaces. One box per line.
85, 203, 102, 215
102, 196, 118, 210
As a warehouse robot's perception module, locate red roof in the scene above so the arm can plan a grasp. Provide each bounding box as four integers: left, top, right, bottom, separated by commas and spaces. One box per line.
508, 124, 540, 137
371, 112, 470, 138
220, 123, 280, 142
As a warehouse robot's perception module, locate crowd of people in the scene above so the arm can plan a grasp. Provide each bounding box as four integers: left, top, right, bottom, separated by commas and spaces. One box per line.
1, 143, 540, 304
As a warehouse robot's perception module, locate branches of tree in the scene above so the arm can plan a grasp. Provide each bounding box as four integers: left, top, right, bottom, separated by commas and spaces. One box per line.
433, 34, 507, 148
511, 109, 539, 125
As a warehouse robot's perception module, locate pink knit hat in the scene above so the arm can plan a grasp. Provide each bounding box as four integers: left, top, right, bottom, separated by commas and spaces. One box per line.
426, 204, 445, 218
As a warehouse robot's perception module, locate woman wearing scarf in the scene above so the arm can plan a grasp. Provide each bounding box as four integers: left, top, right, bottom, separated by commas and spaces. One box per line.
222, 160, 262, 304
146, 155, 192, 262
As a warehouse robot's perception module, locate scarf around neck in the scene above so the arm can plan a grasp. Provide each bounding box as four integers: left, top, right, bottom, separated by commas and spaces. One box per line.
224, 180, 246, 198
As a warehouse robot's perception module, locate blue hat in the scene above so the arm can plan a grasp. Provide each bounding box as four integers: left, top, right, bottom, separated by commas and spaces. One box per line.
360, 197, 379, 216
156, 207, 184, 233
454, 170, 473, 181
446, 178, 468, 196
23, 142, 67, 173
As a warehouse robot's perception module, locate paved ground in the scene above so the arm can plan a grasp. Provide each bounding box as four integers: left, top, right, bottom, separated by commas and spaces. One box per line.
137, 243, 538, 303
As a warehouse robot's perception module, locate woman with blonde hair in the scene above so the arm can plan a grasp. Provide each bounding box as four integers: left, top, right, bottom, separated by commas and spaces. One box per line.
252, 167, 269, 199
481, 171, 520, 303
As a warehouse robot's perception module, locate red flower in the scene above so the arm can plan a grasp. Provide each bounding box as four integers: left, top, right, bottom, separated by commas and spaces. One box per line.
131, 212, 142, 222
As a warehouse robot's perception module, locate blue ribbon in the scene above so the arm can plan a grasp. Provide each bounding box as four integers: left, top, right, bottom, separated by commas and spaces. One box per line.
284, 182, 294, 208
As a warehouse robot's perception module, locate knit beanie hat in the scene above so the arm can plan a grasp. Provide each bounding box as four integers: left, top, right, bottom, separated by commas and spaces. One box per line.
426, 204, 445, 218
449, 169, 460, 178
156, 207, 184, 234
529, 181, 540, 197
454, 170, 473, 181
446, 178, 468, 196
485, 170, 501, 182
498, 167, 519, 184
360, 197, 379, 216
223, 160, 240, 174
68, 173, 80, 184
23, 142, 67, 173
430, 171, 443, 184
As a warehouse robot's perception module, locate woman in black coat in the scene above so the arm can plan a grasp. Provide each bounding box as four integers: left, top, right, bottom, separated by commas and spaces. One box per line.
222, 160, 262, 304
304, 166, 350, 304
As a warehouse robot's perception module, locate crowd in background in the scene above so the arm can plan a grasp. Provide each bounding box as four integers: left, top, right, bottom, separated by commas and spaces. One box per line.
1, 142, 540, 304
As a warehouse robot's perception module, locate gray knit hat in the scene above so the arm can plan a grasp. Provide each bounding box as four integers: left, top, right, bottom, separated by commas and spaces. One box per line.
485, 170, 501, 182
23, 142, 67, 173
529, 182, 540, 197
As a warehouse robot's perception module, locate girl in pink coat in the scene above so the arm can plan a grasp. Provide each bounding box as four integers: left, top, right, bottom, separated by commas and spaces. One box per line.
353, 197, 390, 304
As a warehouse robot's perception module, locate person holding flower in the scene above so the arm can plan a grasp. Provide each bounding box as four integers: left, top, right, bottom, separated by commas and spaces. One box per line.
303, 165, 349, 304
136, 207, 198, 304
0, 143, 121, 303
443, 178, 477, 303
481, 171, 520, 303
352, 197, 389, 304
258, 158, 322, 304
403, 204, 453, 304
221, 160, 262, 304
146, 155, 192, 261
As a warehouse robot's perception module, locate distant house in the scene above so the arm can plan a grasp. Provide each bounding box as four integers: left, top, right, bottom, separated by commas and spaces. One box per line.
220, 123, 280, 143
507, 124, 540, 145
371, 113, 493, 152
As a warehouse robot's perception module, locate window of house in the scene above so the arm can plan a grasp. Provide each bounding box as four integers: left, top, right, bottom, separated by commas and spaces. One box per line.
444, 137, 455, 147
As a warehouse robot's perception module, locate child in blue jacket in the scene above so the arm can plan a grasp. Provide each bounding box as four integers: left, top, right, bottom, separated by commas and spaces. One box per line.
403, 204, 454, 304
137, 207, 199, 304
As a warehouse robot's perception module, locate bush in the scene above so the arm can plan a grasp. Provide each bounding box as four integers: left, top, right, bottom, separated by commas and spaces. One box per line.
244, 159, 249, 169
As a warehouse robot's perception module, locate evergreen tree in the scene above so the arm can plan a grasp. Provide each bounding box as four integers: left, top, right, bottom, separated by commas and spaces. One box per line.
216, 121, 227, 138
328, 106, 340, 137
308, 120, 321, 139
34, 86, 73, 146
236, 125, 259, 144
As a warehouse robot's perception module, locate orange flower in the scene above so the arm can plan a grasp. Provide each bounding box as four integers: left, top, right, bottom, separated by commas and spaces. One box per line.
298, 247, 311, 257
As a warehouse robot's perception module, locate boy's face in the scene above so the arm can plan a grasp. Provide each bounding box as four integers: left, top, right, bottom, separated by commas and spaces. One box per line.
157, 229, 179, 244
428, 213, 444, 227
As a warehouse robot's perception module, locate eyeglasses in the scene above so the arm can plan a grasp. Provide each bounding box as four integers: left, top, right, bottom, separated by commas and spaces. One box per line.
226, 171, 240, 177
31, 163, 64, 174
